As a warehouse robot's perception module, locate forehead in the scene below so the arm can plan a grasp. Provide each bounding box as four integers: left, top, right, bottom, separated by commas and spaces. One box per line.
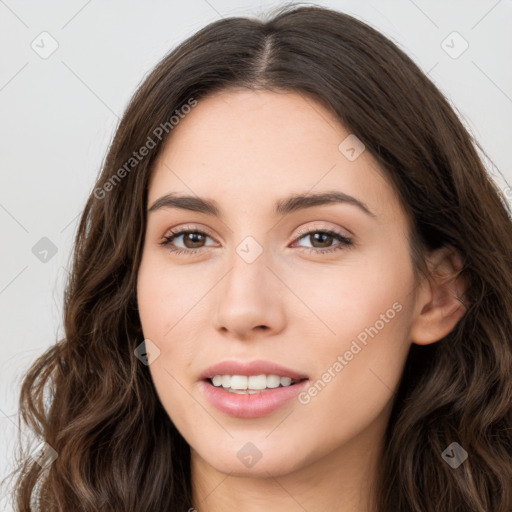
147, 89, 402, 223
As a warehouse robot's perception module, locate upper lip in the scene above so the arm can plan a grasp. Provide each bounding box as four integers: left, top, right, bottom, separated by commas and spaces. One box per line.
199, 360, 309, 381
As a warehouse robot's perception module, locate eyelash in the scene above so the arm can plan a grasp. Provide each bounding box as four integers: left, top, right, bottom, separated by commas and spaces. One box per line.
159, 226, 353, 256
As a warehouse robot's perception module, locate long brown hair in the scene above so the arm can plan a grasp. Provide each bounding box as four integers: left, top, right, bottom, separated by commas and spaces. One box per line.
5, 4, 512, 511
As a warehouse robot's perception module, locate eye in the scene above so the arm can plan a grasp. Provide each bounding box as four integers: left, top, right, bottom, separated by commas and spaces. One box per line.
160, 226, 217, 256
292, 227, 353, 255
159, 226, 353, 256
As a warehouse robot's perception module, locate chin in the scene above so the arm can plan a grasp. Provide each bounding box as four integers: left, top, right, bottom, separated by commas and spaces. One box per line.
192, 436, 309, 477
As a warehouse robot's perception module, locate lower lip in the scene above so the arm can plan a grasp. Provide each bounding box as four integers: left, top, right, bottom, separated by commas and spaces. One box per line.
200, 379, 310, 418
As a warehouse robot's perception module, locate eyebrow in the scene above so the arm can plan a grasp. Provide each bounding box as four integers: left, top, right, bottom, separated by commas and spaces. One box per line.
147, 190, 376, 218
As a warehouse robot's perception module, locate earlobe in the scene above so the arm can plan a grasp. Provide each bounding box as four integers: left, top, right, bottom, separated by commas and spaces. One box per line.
410, 246, 468, 346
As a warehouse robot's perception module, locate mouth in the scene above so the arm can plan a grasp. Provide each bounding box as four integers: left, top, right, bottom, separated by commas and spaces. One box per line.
200, 374, 310, 418
198, 360, 310, 417
205, 374, 309, 394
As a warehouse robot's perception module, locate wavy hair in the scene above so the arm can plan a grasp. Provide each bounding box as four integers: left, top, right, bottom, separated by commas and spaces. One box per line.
5, 4, 512, 511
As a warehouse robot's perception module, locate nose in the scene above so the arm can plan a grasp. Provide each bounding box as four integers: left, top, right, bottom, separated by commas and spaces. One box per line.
213, 247, 286, 341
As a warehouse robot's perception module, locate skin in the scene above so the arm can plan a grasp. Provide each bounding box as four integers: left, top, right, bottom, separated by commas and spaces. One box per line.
136, 88, 466, 512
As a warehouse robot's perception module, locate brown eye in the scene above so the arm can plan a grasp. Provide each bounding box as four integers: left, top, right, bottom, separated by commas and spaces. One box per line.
293, 228, 353, 255
160, 229, 216, 255
160, 227, 352, 256
180, 232, 207, 248
307, 232, 335, 248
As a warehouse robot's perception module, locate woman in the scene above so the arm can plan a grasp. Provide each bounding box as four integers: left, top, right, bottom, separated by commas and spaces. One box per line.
7, 4, 512, 511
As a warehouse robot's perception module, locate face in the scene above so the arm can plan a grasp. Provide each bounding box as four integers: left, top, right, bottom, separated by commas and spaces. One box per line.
137, 88, 420, 478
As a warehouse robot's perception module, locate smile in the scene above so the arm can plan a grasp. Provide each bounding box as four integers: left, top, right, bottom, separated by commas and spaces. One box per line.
201, 376, 309, 418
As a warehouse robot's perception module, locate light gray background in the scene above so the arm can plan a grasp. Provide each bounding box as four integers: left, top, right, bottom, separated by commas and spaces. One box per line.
1, 0, 511, 508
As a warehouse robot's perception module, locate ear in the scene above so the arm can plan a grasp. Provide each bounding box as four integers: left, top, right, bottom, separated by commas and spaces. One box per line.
410, 246, 468, 346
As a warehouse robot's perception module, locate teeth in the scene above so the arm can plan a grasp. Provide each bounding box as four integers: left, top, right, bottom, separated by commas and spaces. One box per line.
280, 377, 292, 386
209, 374, 299, 391
231, 375, 248, 390
266, 375, 281, 388
249, 374, 267, 389
211, 375, 223, 387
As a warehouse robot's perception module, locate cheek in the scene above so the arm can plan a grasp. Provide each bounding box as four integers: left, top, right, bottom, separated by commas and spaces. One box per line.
292, 241, 415, 415
291, 238, 414, 346
136, 254, 196, 405
137, 256, 203, 434
136, 251, 205, 340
